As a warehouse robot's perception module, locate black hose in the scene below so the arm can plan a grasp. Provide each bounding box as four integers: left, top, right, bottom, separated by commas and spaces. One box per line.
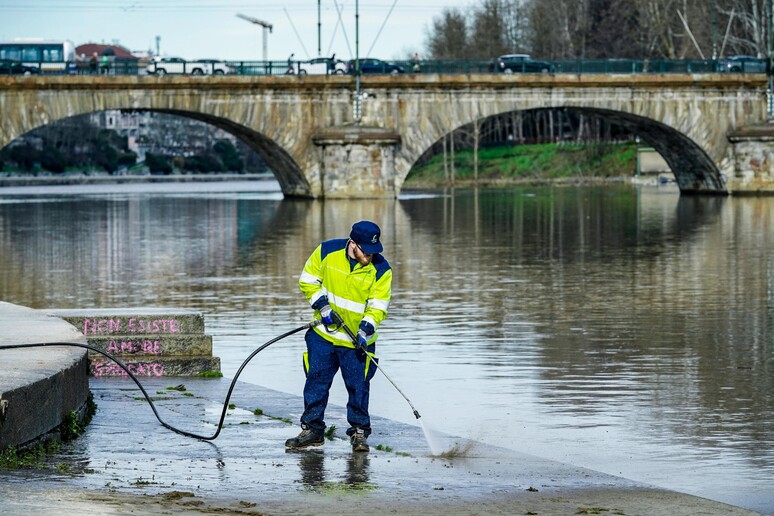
0, 321, 318, 441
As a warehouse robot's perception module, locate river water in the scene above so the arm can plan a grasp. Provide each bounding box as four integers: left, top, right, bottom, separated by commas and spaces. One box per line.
0, 180, 772, 513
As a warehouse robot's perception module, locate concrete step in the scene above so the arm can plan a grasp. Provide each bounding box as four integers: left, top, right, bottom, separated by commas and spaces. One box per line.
83, 334, 212, 357
45, 308, 205, 336
90, 355, 221, 378
44, 308, 220, 377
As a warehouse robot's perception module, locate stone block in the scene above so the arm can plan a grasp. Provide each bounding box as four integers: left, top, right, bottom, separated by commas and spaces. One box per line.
46, 308, 205, 336
44, 308, 221, 377
83, 334, 213, 357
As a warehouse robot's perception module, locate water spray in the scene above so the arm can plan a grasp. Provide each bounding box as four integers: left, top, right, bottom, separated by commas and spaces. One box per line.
331, 319, 449, 454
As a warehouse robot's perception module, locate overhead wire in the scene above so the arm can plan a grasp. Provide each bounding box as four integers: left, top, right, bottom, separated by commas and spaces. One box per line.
0, 1, 459, 13
365, 0, 399, 58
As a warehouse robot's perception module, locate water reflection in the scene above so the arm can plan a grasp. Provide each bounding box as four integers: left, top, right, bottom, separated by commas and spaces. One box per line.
0, 183, 772, 512
291, 450, 370, 488
294, 450, 326, 486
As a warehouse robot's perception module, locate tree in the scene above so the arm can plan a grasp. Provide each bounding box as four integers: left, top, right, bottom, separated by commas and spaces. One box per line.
95, 141, 118, 172
213, 139, 243, 172
722, 0, 769, 57
118, 151, 137, 168
184, 154, 224, 173
528, 0, 595, 59
41, 146, 67, 173
589, 0, 644, 58
425, 7, 470, 58
8, 144, 39, 171
470, 0, 511, 58
422, 0, 763, 61
145, 153, 172, 174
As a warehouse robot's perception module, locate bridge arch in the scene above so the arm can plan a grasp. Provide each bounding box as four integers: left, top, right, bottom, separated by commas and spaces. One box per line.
1, 107, 314, 197
568, 107, 723, 190
405, 106, 723, 191
140, 109, 310, 195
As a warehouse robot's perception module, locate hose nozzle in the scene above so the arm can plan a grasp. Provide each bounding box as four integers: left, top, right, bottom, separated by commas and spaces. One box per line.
413, 409, 421, 419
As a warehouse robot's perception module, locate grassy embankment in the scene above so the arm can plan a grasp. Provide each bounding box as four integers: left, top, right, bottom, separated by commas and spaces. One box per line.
404, 141, 639, 188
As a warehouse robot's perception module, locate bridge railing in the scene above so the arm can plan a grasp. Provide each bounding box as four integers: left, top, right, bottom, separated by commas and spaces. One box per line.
225, 61, 296, 76
6, 58, 766, 77
548, 59, 721, 74
400, 58, 727, 74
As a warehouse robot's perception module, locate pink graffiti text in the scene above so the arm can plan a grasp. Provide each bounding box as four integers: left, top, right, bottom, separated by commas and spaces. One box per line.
106, 339, 162, 355
82, 318, 122, 335
127, 318, 180, 334
92, 360, 165, 377
81, 318, 181, 335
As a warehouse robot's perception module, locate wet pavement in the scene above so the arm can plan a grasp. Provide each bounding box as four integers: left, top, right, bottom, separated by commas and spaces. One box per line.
0, 376, 762, 515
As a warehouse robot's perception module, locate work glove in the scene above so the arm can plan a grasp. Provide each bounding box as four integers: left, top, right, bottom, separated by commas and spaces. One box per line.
356, 329, 368, 359
356, 320, 375, 359
319, 304, 336, 326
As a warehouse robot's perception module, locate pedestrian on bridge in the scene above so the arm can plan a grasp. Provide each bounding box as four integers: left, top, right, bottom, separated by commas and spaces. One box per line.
412, 52, 421, 73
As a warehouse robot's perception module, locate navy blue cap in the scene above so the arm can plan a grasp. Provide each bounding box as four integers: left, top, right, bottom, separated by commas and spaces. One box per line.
350, 220, 383, 254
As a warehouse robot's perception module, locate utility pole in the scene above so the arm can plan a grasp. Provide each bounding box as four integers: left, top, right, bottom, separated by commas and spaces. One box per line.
155, 36, 160, 57
355, 0, 361, 123
317, 0, 322, 56
711, 0, 718, 60
769, 0, 774, 119
236, 13, 273, 62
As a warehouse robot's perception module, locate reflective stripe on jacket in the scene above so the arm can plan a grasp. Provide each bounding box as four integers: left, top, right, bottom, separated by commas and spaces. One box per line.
299, 238, 391, 347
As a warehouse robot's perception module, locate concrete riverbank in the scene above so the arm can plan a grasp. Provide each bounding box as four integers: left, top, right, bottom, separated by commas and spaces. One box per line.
0, 302, 89, 450
0, 172, 275, 188
0, 302, 763, 515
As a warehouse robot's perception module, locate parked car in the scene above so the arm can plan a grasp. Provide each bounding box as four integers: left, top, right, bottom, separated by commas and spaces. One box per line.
722, 55, 767, 73
490, 54, 554, 73
347, 58, 404, 75
146, 57, 231, 76
296, 56, 347, 75
194, 59, 234, 75
0, 59, 40, 75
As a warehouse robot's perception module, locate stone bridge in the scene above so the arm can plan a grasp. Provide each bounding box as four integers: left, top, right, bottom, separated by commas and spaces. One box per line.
0, 74, 772, 197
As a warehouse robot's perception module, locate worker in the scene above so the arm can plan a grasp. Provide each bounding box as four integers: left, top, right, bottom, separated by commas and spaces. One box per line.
286, 220, 392, 453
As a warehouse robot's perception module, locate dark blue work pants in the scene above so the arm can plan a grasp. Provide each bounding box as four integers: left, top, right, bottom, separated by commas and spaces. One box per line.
300, 329, 376, 437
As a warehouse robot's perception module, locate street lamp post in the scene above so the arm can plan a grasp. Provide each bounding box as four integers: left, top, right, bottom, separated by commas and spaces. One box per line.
711, 0, 718, 60
355, 0, 361, 123
317, 0, 322, 56
768, 0, 774, 119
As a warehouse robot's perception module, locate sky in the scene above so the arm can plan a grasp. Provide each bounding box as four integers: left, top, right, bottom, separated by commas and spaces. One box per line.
0, 0, 476, 62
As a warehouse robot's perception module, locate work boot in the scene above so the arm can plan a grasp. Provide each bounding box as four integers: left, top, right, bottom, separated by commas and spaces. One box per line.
350, 429, 369, 452
285, 425, 324, 450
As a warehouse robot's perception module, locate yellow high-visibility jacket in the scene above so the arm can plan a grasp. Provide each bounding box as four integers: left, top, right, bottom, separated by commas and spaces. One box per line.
299, 238, 392, 347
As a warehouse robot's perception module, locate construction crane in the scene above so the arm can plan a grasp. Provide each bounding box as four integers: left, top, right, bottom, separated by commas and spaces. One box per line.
236, 13, 273, 62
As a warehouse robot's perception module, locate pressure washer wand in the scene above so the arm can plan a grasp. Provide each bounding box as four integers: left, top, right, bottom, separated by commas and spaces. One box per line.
333, 314, 422, 419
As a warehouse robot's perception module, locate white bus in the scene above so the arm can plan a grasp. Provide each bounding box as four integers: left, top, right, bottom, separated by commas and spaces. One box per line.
0, 39, 76, 73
